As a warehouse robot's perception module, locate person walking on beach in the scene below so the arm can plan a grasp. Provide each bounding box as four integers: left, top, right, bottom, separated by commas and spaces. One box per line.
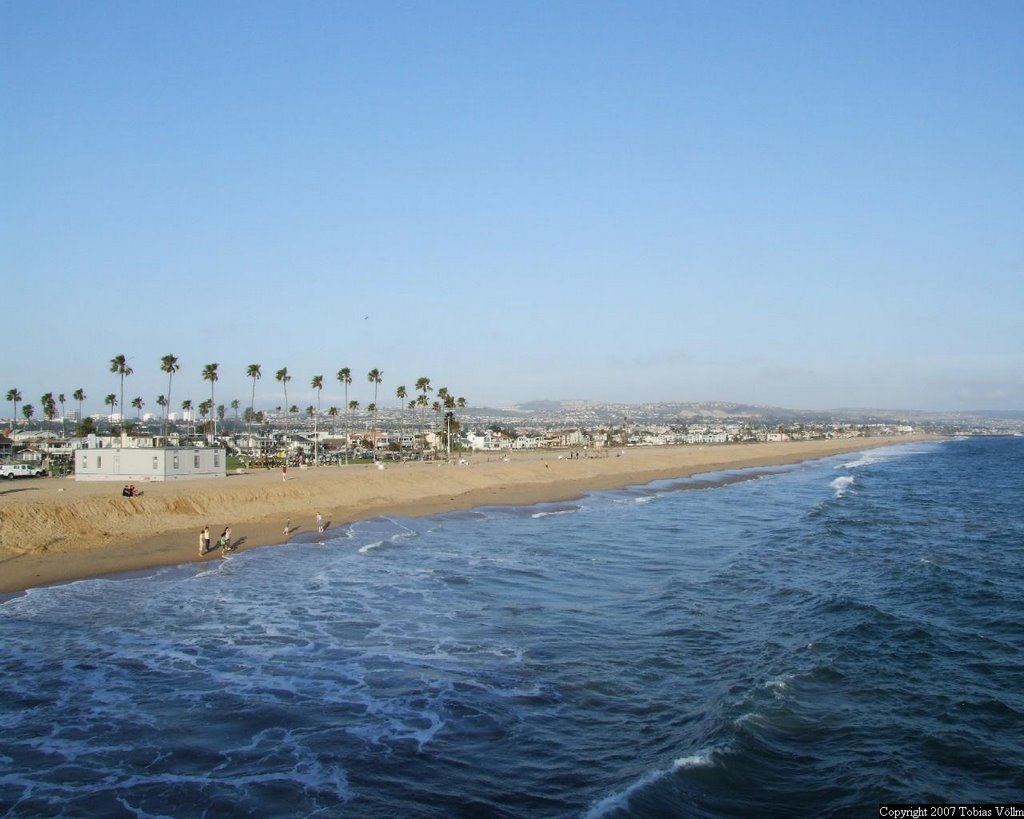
200, 525, 211, 555
219, 525, 232, 552
316, 512, 324, 534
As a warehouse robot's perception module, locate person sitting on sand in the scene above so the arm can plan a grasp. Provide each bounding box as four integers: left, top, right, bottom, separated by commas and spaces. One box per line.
122, 485, 131, 497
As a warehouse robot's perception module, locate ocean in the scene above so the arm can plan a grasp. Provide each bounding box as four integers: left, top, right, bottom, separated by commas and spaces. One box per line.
2, 436, 1022, 817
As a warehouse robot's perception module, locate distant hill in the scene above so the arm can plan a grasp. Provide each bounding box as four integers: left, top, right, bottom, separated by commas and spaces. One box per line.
963, 409, 1024, 421
497, 400, 1024, 427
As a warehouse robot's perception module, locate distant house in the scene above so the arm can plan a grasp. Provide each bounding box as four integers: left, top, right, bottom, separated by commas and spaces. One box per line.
466, 429, 507, 451
16, 446, 44, 464
74, 447, 226, 482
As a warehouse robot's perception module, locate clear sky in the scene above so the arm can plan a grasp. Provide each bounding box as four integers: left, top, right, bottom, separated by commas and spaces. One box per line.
2, 1, 1022, 416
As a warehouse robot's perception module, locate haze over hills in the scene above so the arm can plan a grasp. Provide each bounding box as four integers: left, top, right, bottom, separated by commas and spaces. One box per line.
467, 400, 1024, 430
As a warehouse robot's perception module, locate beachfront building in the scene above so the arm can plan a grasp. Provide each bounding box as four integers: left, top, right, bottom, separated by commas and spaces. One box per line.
73, 447, 226, 482
544, 429, 586, 448
511, 433, 543, 449
465, 429, 512, 451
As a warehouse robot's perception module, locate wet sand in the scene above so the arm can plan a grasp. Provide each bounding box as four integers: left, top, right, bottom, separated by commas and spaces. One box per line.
0, 437, 935, 594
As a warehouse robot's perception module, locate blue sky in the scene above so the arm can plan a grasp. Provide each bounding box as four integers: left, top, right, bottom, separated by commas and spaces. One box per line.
2, 1, 1022, 415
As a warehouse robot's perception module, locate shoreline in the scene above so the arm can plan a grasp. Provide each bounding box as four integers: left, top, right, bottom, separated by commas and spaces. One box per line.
0, 436, 939, 595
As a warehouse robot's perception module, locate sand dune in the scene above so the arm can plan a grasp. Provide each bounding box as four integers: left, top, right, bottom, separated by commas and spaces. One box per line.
0, 437, 934, 594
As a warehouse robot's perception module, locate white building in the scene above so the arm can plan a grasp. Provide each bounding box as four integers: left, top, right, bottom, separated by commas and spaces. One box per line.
74, 447, 226, 482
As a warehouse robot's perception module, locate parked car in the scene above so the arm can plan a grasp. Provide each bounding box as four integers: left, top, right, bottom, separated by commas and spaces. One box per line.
0, 463, 45, 479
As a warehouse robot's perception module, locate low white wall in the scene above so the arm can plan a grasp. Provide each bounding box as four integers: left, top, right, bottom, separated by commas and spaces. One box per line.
74, 447, 226, 482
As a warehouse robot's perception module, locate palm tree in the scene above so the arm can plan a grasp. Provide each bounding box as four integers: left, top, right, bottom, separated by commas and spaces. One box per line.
73, 388, 86, 429
437, 388, 451, 455
275, 368, 291, 424
395, 385, 408, 456
415, 377, 432, 456
105, 393, 118, 428
58, 393, 66, 437
198, 399, 212, 435
41, 392, 56, 436
201, 363, 219, 441
131, 396, 144, 420
348, 400, 359, 456
181, 399, 193, 437
311, 374, 324, 465
431, 400, 442, 457
434, 389, 450, 456
109, 354, 133, 434
456, 397, 467, 446
22, 403, 35, 428
160, 354, 180, 439
328, 406, 339, 435
366, 403, 377, 455
367, 368, 382, 460
246, 364, 262, 451
230, 399, 240, 422
157, 395, 167, 427
337, 367, 352, 463
6, 388, 21, 430
442, 390, 457, 457
442, 409, 463, 455
416, 394, 429, 455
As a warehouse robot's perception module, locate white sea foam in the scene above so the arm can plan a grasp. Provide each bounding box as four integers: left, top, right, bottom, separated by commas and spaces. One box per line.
831, 475, 855, 497
841, 452, 887, 470
530, 506, 581, 519
673, 750, 715, 769
841, 441, 939, 470
583, 768, 667, 819
584, 750, 717, 818
764, 673, 794, 696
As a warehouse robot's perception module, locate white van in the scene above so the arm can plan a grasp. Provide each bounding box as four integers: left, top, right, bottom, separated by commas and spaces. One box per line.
0, 463, 45, 479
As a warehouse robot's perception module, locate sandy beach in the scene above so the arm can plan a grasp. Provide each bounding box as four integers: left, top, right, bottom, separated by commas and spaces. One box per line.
0, 436, 935, 594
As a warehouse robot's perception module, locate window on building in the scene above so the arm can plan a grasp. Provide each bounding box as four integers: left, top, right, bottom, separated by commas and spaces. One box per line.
214, 452, 220, 467
82, 456, 88, 469
173, 455, 179, 469
194, 455, 200, 468
97, 456, 102, 469
153, 456, 159, 470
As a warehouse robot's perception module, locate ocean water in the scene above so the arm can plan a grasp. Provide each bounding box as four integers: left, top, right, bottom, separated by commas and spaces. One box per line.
2, 437, 1023, 818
